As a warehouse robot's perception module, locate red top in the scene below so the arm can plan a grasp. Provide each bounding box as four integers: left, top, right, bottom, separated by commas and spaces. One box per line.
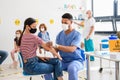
20, 34, 43, 60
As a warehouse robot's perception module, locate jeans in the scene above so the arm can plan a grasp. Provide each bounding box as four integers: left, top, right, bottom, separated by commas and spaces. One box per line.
45, 60, 84, 80
23, 57, 63, 80
0, 50, 8, 64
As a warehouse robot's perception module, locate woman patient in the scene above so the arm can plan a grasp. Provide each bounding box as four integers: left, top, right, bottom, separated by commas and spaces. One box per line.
19, 18, 63, 80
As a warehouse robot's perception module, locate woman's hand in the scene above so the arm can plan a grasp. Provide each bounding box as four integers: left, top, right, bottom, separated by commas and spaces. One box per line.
42, 41, 53, 51
41, 41, 62, 60
46, 41, 53, 48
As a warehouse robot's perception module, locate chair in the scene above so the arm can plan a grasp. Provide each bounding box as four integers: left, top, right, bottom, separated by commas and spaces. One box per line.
18, 52, 44, 80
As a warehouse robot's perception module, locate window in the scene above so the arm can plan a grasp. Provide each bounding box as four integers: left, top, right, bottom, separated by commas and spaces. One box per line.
116, 21, 120, 31
118, 0, 120, 15
89, 0, 120, 33
93, 0, 114, 17
95, 22, 113, 31
87, 0, 92, 11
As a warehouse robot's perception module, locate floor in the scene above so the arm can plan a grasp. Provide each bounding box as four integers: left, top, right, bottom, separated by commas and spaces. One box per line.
0, 57, 116, 80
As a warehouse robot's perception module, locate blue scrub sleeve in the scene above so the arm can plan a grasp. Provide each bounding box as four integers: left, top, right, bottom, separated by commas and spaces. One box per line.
71, 33, 81, 48
56, 31, 62, 44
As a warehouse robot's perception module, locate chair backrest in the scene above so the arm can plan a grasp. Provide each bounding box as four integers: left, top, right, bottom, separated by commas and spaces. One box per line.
18, 52, 24, 68
18, 52, 45, 76
80, 49, 86, 61
18, 52, 33, 75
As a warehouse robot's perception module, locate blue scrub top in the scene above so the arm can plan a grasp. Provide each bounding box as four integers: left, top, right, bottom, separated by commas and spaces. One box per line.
56, 29, 84, 63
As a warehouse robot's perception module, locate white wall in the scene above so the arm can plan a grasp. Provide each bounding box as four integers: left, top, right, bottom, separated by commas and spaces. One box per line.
0, 0, 86, 64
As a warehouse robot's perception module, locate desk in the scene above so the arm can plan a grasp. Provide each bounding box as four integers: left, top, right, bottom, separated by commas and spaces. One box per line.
85, 52, 120, 80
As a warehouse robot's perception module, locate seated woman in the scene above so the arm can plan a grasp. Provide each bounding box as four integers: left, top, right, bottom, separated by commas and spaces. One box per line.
10, 30, 22, 68
19, 17, 63, 80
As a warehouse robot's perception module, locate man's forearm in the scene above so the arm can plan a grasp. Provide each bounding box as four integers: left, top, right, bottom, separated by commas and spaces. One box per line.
57, 45, 76, 53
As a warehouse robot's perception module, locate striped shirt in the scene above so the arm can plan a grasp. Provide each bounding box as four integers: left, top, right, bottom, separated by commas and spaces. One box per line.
20, 34, 43, 60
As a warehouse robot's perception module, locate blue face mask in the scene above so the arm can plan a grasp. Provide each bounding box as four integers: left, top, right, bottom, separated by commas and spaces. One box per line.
30, 28, 37, 33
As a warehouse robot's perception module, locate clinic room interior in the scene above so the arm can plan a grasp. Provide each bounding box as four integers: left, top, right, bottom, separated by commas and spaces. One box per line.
0, 0, 120, 80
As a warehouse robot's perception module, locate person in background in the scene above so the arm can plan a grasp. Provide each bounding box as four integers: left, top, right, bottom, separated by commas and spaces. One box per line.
116, 31, 120, 39
19, 17, 63, 80
45, 13, 84, 80
0, 50, 8, 71
10, 30, 22, 68
38, 23, 50, 54
74, 10, 95, 61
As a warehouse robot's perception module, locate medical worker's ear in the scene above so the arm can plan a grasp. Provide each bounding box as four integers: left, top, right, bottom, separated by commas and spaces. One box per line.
71, 23, 75, 28
70, 20, 73, 25
70, 20, 73, 24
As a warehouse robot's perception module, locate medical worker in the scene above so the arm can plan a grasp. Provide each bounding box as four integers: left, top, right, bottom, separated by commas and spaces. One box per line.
45, 13, 84, 80
74, 10, 95, 61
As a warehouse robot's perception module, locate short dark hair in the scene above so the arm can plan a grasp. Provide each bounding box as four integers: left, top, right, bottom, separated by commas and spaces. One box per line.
62, 13, 73, 20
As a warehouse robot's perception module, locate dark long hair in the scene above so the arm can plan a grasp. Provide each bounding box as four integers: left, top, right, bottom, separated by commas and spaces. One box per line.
18, 18, 36, 46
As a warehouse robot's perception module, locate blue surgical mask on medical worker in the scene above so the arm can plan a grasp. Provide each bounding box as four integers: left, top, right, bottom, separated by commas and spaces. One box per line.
62, 24, 69, 31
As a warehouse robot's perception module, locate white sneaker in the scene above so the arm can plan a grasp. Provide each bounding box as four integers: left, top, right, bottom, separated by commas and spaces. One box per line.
9, 61, 18, 69
0, 66, 3, 71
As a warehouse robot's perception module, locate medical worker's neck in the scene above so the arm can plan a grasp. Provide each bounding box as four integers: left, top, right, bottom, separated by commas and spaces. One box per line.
65, 27, 74, 35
